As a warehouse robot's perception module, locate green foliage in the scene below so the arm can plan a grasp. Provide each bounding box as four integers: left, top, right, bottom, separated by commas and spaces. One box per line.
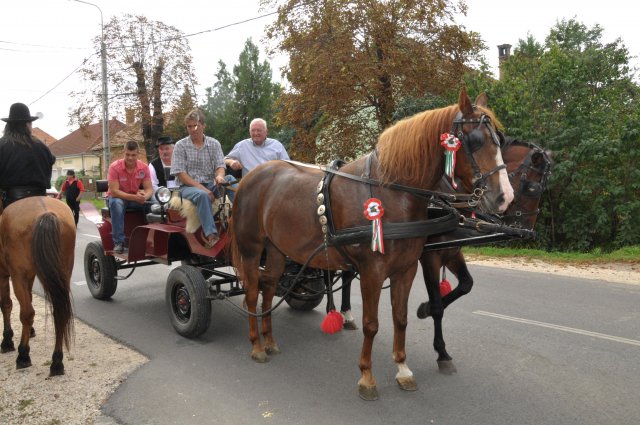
202, 39, 282, 154
465, 18, 640, 251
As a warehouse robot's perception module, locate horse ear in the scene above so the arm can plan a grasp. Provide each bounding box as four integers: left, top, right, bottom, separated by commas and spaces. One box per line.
474, 92, 488, 108
458, 87, 473, 115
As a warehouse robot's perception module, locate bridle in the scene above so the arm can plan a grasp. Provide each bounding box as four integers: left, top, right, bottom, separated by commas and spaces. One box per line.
500, 139, 552, 228
450, 110, 506, 198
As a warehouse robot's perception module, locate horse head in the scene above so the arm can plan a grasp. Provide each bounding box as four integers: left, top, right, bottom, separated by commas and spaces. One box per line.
501, 139, 553, 229
450, 88, 514, 213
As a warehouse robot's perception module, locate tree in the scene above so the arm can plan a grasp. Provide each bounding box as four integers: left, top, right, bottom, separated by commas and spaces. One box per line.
465, 19, 640, 251
71, 15, 198, 162
263, 0, 483, 162
202, 39, 282, 153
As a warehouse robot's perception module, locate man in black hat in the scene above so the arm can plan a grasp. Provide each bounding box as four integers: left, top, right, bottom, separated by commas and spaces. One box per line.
148, 135, 177, 199
0, 103, 56, 208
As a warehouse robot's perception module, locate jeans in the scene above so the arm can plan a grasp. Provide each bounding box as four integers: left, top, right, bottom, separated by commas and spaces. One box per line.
108, 197, 146, 245
179, 183, 218, 237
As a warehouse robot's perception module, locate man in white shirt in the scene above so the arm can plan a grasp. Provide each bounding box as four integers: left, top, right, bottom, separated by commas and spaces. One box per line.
148, 135, 178, 200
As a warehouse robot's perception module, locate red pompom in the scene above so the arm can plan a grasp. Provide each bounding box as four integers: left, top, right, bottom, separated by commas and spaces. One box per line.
321, 310, 344, 334
439, 279, 452, 297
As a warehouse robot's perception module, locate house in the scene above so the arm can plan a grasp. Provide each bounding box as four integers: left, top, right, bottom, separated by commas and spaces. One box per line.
32, 127, 57, 146
49, 118, 127, 180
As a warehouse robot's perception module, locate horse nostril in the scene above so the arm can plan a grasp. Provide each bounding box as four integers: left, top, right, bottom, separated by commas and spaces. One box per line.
496, 193, 505, 206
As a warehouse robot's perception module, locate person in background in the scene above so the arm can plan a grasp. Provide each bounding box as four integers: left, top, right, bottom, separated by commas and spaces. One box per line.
170, 109, 226, 248
0, 103, 55, 208
56, 169, 84, 226
106, 140, 153, 254
224, 118, 289, 201
148, 135, 178, 199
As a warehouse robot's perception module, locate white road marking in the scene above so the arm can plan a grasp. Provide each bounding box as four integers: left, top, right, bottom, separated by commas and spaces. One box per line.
79, 233, 101, 239
474, 310, 640, 347
73, 281, 86, 286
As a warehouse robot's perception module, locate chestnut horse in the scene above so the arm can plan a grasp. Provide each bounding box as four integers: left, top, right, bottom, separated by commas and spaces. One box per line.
0, 196, 75, 376
229, 89, 513, 400
417, 138, 552, 373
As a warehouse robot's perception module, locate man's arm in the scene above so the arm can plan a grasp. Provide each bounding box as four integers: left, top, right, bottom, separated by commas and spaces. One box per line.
77, 180, 85, 202
149, 164, 159, 192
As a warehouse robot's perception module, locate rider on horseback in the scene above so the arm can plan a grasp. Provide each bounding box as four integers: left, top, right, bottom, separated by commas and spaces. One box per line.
0, 103, 55, 209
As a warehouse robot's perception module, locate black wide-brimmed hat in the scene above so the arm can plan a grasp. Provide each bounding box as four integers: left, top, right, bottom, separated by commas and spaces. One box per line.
1, 103, 39, 122
156, 135, 174, 146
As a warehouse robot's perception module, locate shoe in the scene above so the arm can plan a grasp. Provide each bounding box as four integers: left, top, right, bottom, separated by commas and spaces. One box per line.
113, 243, 124, 254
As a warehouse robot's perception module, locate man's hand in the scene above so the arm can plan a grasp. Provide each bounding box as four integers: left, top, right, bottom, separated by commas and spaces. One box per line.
228, 159, 243, 170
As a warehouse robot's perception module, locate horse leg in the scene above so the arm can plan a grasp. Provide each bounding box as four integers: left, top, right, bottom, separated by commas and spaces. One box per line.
0, 276, 15, 353
243, 256, 268, 363
357, 270, 383, 401
260, 244, 285, 356
389, 264, 418, 392
441, 253, 474, 309
12, 276, 35, 369
340, 271, 357, 330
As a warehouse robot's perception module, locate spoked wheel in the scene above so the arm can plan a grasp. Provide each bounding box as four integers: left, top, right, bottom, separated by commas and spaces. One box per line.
166, 265, 211, 338
84, 241, 118, 300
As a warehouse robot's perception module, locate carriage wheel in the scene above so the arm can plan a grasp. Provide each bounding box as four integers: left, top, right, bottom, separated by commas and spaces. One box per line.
283, 276, 325, 311
84, 241, 118, 300
166, 265, 211, 338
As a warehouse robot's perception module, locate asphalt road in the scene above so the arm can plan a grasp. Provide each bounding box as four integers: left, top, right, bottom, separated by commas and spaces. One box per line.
68, 217, 640, 425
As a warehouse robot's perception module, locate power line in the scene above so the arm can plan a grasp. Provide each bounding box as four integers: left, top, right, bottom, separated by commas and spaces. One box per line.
29, 56, 93, 106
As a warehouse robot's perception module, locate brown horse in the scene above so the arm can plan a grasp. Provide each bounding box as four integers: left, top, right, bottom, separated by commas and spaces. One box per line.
228, 88, 514, 400
0, 196, 75, 376
417, 138, 552, 373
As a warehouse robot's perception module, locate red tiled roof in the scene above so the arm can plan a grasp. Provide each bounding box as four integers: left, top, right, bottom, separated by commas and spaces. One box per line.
49, 118, 126, 156
32, 127, 57, 146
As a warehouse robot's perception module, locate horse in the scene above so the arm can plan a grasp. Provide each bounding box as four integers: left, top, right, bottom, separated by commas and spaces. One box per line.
0, 196, 75, 376
416, 137, 552, 374
228, 88, 514, 400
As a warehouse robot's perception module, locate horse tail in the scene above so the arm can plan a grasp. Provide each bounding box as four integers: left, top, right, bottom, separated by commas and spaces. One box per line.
31, 212, 74, 350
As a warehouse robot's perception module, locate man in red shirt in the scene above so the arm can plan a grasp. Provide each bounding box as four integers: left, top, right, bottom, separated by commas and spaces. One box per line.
56, 169, 84, 226
106, 140, 152, 253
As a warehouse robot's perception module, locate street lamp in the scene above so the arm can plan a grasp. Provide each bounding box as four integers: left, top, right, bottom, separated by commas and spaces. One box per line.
72, 0, 110, 177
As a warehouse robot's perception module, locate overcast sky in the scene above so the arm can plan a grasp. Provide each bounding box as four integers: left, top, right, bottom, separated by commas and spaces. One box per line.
1, 0, 637, 139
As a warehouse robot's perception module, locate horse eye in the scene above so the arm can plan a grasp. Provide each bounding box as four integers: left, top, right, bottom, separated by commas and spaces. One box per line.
466, 128, 485, 153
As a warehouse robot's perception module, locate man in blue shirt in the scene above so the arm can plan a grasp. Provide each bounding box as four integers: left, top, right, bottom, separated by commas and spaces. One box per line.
224, 118, 289, 200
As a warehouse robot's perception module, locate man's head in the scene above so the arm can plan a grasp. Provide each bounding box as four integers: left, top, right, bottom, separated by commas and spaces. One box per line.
123, 140, 140, 168
66, 169, 75, 180
2, 102, 39, 137
184, 109, 206, 141
249, 118, 268, 146
156, 136, 175, 163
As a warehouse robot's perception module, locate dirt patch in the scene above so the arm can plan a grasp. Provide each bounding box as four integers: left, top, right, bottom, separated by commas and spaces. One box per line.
0, 293, 148, 425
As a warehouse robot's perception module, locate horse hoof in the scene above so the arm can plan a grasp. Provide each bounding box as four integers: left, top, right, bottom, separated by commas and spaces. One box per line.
437, 360, 457, 375
265, 345, 281, 356
1, 342, 15, 353
416, 302, 431, 319
358, 384, 379, 401
16, 359, 32, 369
251, 351, 270, 363
396, 376, 418, 391
49, 364, 65, 377
343, 320, 358, 331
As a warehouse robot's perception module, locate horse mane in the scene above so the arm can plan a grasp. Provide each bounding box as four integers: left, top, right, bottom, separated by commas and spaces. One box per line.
376, 102, 503, 187
377, 104, 458, 187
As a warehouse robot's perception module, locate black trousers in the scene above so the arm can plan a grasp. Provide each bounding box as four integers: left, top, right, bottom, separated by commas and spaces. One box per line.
66, 199, 80, 226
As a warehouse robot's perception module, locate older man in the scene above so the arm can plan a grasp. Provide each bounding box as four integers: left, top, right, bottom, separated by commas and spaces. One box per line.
224, 118, 289, 177
148, 135, 178, 198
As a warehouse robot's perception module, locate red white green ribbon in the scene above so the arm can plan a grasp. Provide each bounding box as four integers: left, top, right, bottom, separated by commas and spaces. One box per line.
440, 133, 462, 189
363, 198, 385, 254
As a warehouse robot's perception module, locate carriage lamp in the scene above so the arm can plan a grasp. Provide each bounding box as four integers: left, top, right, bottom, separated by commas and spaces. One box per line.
155, 187, 172, 205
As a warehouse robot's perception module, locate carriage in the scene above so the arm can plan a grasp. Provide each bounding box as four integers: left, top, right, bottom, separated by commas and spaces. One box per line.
80, 180, 340, 338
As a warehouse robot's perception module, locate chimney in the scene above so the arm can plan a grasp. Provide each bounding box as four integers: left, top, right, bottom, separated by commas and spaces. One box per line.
125, 108, 136, 125
497, 44, 512, 80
